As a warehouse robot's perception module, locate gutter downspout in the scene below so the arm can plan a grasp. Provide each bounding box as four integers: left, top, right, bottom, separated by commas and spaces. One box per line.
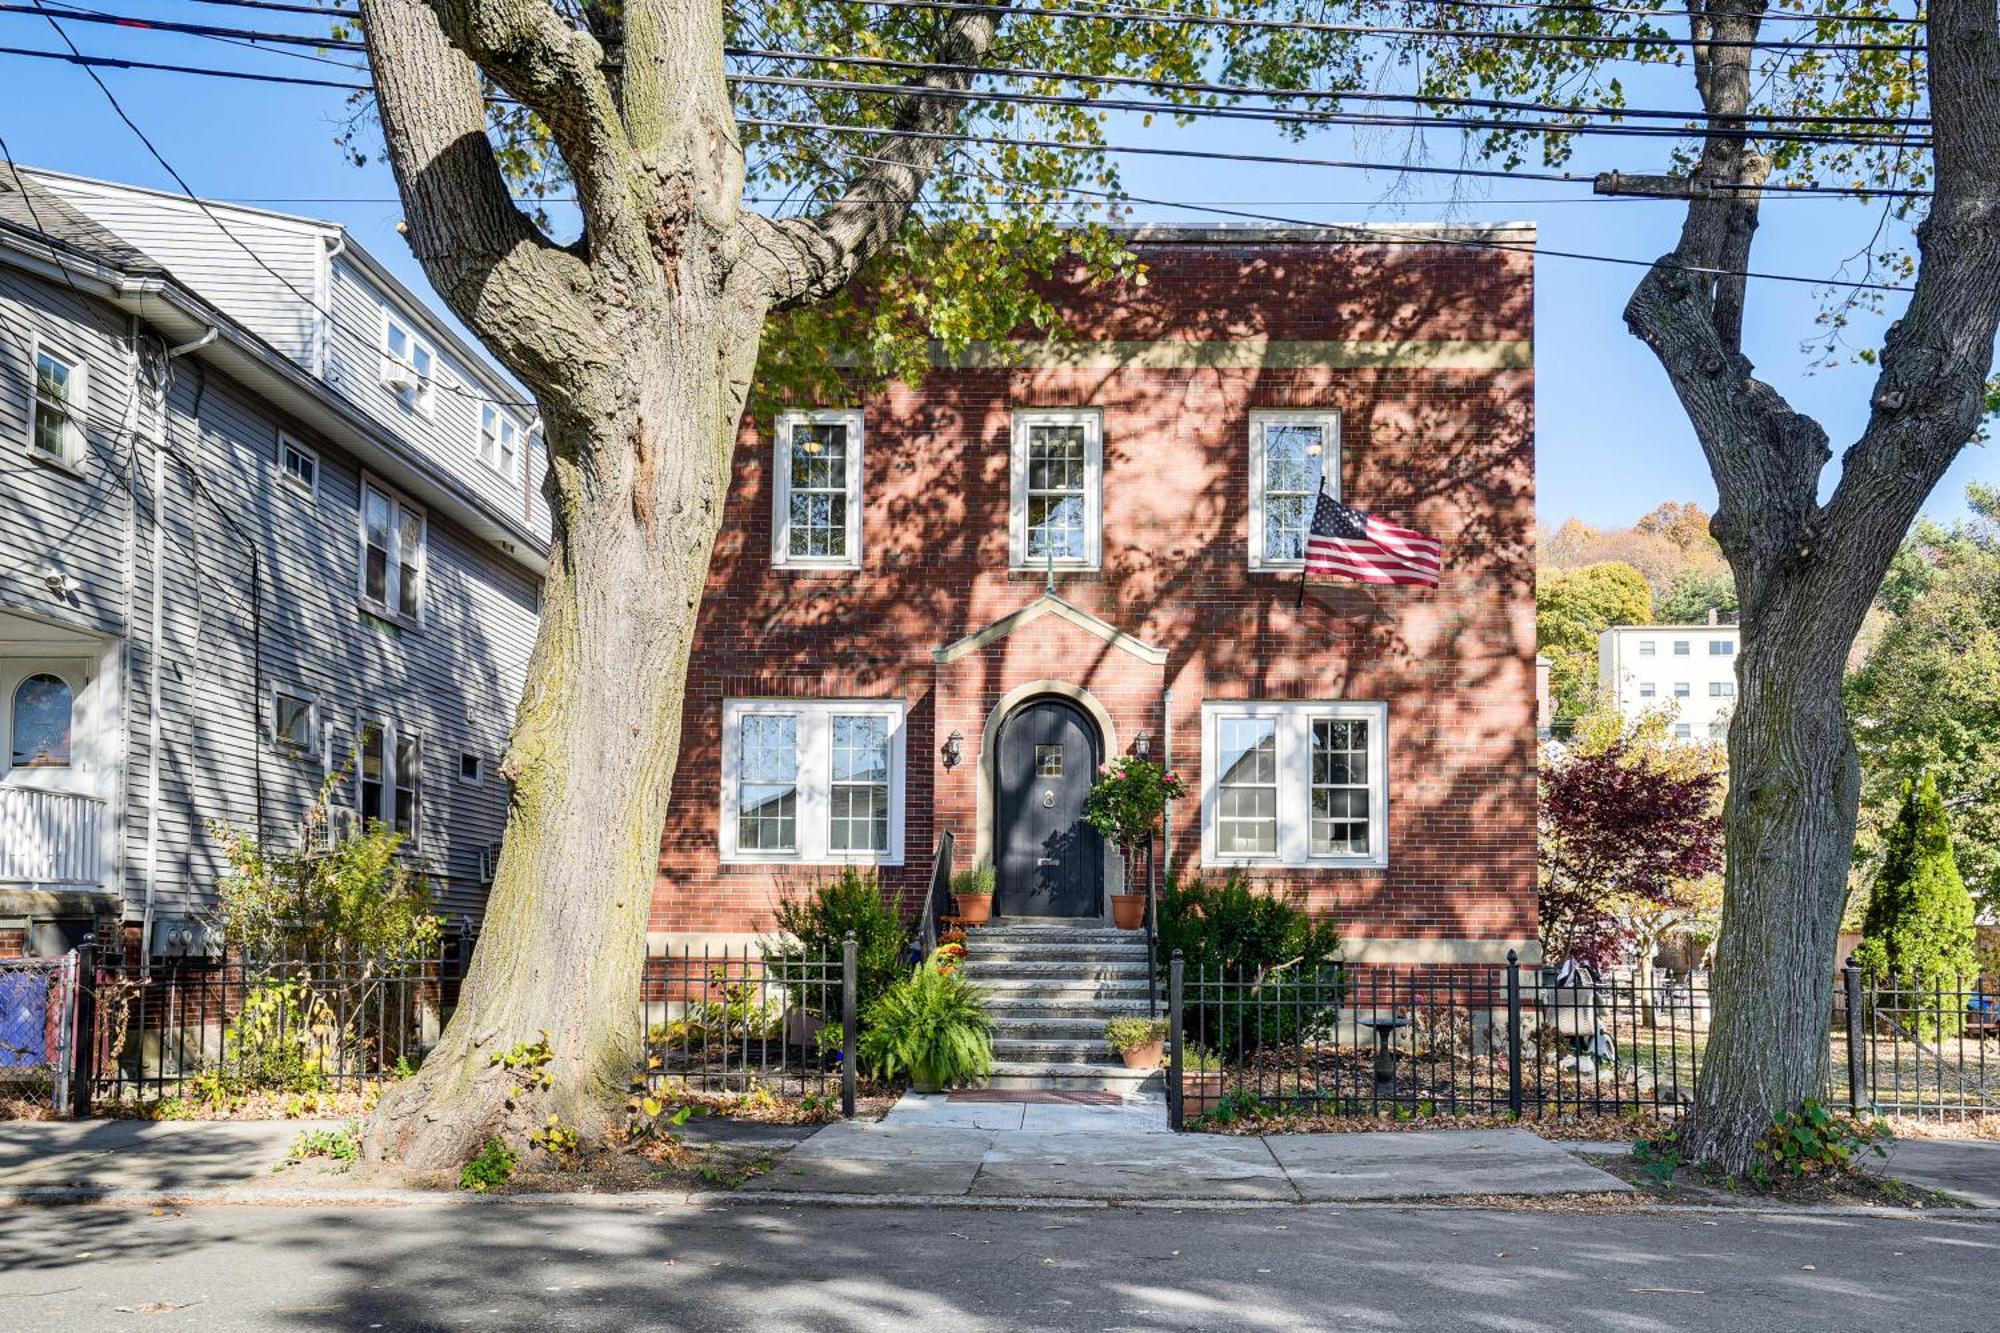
139, 326, 219, 967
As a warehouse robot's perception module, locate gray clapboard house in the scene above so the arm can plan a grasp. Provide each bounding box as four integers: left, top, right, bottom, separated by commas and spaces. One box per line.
0, 167, 548, 960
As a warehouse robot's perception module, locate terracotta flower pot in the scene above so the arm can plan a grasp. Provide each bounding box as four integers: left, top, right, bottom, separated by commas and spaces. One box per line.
956, 892, 993, 925
1118, 1038, 1165, 1070
1179, 1071, 1226, 1119
1110, 893, 1146, 931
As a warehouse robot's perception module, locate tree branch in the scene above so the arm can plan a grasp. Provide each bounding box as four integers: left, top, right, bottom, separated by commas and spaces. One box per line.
357, 0, 605, 396
735, 1, 1014, 310
399, 0, 650, 269
1818, 0, 2000, 584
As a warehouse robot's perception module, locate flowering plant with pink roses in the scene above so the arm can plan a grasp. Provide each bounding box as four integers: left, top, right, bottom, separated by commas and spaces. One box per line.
1083, 756, 1188, 867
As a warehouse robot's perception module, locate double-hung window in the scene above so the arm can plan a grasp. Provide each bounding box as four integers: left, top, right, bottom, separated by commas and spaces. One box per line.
1639, 681, 1657, 699
772, 409, 863, 568
1673, 640, 1691, 656
380, 314, 436, 416
1009, 409, 1101, 570
1709, 639, 1735, 656
1638, 640, 1657, 658
29, 345, 85, 467
478, 404, 522, 481
721, 699, 905, 864
1709, 681, 1736, 697
1201, 701, 1388, 868
272, 689, 317, 755
1248, 410, 1338, 569
1674, 681, 1691, 698
356, 716, 421, 844
359, 478, 426, 621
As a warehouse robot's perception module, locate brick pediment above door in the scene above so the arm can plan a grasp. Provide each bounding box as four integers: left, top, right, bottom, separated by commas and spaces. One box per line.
932, 592, 1168, 669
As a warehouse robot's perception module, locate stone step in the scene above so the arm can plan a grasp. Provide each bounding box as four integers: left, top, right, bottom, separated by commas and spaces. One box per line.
982, 1002, 1157, 1027
967, 942, 1144, 958
969, 925, 1137, 943
969, 979, 1155, 1002
984, 1062, 1164, 1094
991, 1037, 1125, 1063
964, 960, 1152, 981
986, 1016, 1125, 1041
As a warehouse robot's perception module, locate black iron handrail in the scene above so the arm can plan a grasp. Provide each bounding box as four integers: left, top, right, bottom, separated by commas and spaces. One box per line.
917, 829, 956, 958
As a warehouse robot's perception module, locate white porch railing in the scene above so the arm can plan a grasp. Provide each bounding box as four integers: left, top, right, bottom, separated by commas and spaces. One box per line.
0, 785, 106, 886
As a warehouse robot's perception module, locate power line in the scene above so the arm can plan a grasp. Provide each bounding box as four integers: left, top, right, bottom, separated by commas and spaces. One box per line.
736, 69, 1931, 150
747, 116, 1934, 199
26, 1, 537, 410
842, 0, 1926, 54
0, 3, 367, 50
726, 44, 1931, 128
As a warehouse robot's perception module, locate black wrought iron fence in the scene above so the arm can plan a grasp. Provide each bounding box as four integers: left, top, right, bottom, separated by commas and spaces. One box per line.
639, 938, 858, 1113
0, 953, 81, 1117
1167, 952, 2000, 1130
82, 946, 456, 1110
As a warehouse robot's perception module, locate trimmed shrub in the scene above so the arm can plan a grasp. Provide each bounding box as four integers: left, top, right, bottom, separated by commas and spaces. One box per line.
762, 868, 912, 1018
1856, 772, 1979, 1036
1157, 872, 1342, 1054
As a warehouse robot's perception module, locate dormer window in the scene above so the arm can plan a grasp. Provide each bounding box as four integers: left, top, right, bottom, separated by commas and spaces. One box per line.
380, 314, 435, 417
479, 404, 522, 481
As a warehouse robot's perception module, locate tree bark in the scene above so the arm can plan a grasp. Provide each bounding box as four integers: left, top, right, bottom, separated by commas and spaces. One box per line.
352, 0, 1008, 1167
1625, 0, 2000, 1173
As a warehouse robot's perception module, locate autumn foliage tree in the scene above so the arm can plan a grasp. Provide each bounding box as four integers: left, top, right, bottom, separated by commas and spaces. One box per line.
1540, 736, 1725, 971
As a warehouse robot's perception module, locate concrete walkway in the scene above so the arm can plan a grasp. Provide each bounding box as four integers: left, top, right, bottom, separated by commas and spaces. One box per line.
741, 1092, 1633, 1202
0, 1118, 349, 1198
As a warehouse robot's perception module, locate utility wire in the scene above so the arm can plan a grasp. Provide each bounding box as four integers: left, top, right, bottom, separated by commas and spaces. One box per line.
840, 0, 1926, 53
746, 116, 1934, 199
736, 69, 1931, 150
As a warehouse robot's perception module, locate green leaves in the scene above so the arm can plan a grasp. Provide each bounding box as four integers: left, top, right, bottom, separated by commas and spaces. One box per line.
857, 953, 996, 1087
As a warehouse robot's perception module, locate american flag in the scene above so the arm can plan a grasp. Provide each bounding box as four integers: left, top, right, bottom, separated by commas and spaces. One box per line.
1304, 490, 1442, 588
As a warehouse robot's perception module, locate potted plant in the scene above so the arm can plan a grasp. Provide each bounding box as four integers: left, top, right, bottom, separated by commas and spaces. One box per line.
858, 953, 995, 1093
1083, 757, 1187, 930
950, 865, 995, 926
1178, 1047, 1227, 1120
1104, 1016, 1169, 1070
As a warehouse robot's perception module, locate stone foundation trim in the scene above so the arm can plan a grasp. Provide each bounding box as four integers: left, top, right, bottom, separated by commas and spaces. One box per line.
1337, 937, 1543, 966
929, 338, 1534, 372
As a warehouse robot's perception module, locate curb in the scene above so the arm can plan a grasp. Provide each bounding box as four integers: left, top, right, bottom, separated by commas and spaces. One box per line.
8, 1184, 2000, 1220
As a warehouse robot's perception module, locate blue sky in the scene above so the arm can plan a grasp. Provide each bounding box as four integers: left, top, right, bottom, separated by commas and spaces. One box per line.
3, 6, 1991, 532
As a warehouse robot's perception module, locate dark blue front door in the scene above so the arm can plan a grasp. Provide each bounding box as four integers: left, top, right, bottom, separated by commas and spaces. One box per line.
994, 698, 1102, 918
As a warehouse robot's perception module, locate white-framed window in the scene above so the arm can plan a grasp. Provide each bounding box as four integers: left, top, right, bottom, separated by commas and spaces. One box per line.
1708, 681, 1736, 697
458, 752, 485, 784
1639, 682, 1657, 698
1674, 723, 1693, 739
1009, 409, 1102, 570
1637, 640, 1657, 658
1673, 640, 1691, 656
1200, 700, 1388, 869
379, 313, 436, 416
272, 688, 317, 754
1709, 639, 1735, 656
277, 432, 319, 497
28, 342, 86, 467
358, 477, 426, 621
478, 403, 522, 481
771, 409, 863, 569
719, 698, 906, 865
1247, 410, 1338, 569
356, 715, 421, 845
1674, 681, 1691, 698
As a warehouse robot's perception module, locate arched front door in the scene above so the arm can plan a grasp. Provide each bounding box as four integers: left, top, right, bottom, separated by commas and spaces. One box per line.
994, 697, 1103, 918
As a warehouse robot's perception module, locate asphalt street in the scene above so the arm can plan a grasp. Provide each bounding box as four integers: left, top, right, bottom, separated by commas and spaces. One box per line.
0, 1199, 1992, 1332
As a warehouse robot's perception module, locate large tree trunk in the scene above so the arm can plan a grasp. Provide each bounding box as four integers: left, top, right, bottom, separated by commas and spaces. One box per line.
1622, 0, 2000, 1174
353, 0, 1009, 1166
1680, 585, 1861, 1170
368, 322, 747, 1167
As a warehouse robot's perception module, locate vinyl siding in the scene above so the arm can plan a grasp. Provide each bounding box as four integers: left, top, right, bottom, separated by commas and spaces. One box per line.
118, 360, 539, 927
30, 175, 325, 365
0, 268, 134, 637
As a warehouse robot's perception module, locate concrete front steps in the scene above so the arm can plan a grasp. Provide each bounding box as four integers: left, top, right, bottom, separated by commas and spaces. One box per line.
963, 922, 1165, 1094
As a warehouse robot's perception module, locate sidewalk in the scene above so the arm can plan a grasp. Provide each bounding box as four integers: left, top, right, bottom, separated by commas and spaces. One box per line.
740, 1092, 1635, 1202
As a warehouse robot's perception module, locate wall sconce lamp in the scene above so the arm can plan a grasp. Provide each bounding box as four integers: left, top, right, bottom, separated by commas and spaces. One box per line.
1133, 730, 1152, 759
942, 729, 965, 768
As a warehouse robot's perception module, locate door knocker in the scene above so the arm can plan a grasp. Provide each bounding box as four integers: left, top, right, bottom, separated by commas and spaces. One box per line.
1041, 789, 1055, 808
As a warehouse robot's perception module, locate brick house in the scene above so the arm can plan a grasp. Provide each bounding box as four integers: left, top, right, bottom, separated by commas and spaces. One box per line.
651, 223, 1538, 986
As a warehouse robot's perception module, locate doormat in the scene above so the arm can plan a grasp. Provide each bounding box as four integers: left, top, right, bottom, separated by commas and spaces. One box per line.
946, 1090, 1124, 1106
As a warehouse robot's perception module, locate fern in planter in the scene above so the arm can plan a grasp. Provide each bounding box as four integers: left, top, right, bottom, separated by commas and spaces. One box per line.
859, 955, 995, 1092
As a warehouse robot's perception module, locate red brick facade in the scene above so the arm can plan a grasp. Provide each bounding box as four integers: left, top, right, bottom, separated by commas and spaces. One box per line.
653, 228, 1539, 962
